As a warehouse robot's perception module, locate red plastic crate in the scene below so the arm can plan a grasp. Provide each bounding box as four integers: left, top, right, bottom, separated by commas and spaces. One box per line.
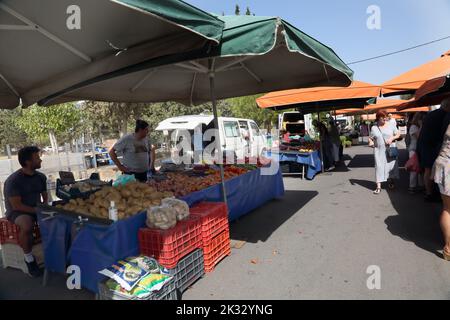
190, 202, 229, 246
139, 215, 202, 269
0, 218, 41, 245
203, 228, 231, 273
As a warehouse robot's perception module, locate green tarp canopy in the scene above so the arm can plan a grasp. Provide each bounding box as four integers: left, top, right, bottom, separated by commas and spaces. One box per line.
0, 0, 224, 109
38, 15, 353, 106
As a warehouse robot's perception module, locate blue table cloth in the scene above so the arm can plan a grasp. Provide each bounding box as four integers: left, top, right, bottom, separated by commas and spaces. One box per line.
271, 151, 322, 180
37, 168, 285, 293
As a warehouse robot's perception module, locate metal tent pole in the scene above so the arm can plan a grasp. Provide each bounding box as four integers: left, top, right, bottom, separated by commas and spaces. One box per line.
317, 112, 325, 173
208, 59, 228, 207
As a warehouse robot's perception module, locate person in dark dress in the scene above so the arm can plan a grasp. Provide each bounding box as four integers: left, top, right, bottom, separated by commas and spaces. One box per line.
417, 107, 450, 201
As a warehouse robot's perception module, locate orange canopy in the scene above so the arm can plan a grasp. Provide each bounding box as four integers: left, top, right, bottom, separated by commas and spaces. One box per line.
364, 99, 406, 111
382, 50, 450, 96
256, 81, 381, 110
335, 108, 361, 115
336, 104, 429, 116
397, 75, 450, 110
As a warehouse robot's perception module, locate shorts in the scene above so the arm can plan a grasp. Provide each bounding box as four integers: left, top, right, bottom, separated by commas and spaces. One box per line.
7, 211, 37, 224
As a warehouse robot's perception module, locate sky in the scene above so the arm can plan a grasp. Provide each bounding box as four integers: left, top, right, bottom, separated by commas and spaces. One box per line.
187, 0, 450, 85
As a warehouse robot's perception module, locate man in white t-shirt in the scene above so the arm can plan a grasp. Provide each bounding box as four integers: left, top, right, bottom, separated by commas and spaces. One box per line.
109, 120, 155, 182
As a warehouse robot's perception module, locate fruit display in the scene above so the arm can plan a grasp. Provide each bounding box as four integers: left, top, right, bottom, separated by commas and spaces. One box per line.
148, 165, 255, 197
280, 141, 318, 153
57, 182, 174, 220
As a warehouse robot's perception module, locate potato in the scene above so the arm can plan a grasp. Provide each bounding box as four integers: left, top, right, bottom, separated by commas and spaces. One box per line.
120, 189, 132, 198
151, 200, 161, 206
100, 208, 108, 218
117, 201, 126, 211
69, 199, 77, 205
163, 192, 174, 198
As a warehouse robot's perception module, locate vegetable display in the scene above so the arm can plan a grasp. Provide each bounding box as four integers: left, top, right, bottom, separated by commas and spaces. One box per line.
57, 182, 174, 220
148, 165, 253, 197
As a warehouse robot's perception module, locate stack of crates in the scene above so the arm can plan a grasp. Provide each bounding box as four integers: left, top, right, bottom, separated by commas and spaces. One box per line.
138, 215, 202, 269
163, 248, 205, 296
0, 218, 43, 273
190, 202, 231, 272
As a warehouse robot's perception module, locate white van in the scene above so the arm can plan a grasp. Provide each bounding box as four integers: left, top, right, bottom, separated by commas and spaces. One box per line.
156, 115, 267, 161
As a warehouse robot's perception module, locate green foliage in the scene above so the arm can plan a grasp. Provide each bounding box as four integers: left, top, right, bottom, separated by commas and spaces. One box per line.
0, 108, 29, 150
235, 4, 240, 15
16, 103, 81, 143
227, 95, 280, 131
245, 7, 251, 15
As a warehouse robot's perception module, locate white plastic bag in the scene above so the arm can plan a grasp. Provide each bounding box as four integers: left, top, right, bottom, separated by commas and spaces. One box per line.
161, 198, 190, 221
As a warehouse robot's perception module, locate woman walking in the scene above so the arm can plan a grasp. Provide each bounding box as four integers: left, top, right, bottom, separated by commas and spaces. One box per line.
432, 98, 450, 260
408, 112, 426, 194
369, 110, 401, 194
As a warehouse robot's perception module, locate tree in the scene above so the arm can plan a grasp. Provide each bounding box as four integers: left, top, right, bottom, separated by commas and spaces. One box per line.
245, 7, 251, 15
235, 4, 240, 15
16, 103, 81, 152
0, 108, 29, 151
81, 101, 147, 140
227, 95, 280, 131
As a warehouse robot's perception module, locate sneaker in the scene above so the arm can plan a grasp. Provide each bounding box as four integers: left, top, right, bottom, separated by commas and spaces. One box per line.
24, 258, 42, 278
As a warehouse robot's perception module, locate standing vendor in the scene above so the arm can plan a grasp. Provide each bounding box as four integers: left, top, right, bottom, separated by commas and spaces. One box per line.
4, 146, 47, 277
109, 120, 156, 182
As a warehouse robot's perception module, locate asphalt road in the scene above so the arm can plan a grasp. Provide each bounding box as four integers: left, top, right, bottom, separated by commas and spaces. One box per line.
1, 143, 449, 300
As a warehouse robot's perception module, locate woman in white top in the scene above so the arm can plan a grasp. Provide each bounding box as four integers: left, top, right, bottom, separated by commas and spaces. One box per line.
369, 110, 401, 194
407, 112, 426, 193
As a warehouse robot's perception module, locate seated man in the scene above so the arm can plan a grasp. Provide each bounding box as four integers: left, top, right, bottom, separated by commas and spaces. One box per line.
4, 146, 47, 277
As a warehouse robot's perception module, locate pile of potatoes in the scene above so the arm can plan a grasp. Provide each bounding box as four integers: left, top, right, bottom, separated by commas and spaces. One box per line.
57, 182, 174, 220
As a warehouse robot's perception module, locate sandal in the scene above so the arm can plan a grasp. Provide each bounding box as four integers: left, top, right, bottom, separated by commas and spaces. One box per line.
373, 188, 381, 195
443, 249, 450, 261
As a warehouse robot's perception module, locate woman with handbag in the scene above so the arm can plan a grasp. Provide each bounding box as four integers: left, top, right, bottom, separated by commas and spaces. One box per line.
369, 110, 401, 194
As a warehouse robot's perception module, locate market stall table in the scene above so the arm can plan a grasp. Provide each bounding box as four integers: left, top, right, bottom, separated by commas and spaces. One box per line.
37, 167, 284, 293
268, 150, 322, 180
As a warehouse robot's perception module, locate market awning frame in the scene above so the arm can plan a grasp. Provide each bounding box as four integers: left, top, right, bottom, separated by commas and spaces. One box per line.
0, 0, 225, 109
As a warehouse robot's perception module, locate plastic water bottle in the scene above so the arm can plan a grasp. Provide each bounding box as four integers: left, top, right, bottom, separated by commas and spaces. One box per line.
108, 201, 118, 222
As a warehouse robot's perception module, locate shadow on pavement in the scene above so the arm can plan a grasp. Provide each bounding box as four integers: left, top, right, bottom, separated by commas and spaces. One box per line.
348, 148, 444, 257
385, 169, 443, 258
349, 178, 375, 191
230, 190, 318, 243
0, 255, 94, 300
348, 154, 374, 168
342, 154, 352, 162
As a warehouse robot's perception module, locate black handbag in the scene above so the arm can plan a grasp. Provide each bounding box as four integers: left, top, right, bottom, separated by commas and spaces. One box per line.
377, 126, 398, 159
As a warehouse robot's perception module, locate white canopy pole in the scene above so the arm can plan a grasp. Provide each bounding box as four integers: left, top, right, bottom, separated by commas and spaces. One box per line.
208, 58, 228, 207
